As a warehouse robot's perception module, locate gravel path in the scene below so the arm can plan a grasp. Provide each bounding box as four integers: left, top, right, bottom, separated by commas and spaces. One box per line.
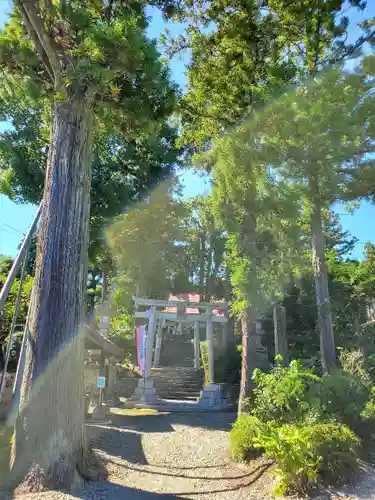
10, 409, 375, 500
12, 410, 276, 500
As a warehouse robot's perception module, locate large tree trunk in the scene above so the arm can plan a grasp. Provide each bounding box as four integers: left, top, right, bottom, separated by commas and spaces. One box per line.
11, 96, 105, 490
224, 266, 235, 345
308, 175, 336, 373
238, 307, 258, 413
199, 232, 206, 300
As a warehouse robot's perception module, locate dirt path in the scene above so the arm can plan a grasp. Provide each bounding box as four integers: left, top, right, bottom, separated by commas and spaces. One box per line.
11, 409, 375, 499
13, 410, 275, 500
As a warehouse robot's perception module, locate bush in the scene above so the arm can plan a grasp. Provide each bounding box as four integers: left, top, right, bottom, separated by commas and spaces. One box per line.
340, 348, 371, 384
230, 414, 265, 461
214, 344, 241, 384
318, 370, 367, 419
250, 360, 321, 424
230, 415, 359, 496
351, 321, 375, 382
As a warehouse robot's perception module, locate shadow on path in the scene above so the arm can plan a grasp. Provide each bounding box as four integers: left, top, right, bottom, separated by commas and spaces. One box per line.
87, 424, 148, 464
70, 462, 273, 498
65, 482, 188, 499
104, 410, 236, 433
175, 462, 272, 496
106, 459, 273, 482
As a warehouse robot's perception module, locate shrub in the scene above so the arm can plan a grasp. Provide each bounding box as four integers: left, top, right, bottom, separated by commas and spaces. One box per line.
230, 414, 265, 461
340, 348, 371, 384
351, 321, 375, 383
214, 345, 241, 384
230, 415, 359, 496
251, 360, 321, 424
268, 423, 359, 495
317, 370, 373, 440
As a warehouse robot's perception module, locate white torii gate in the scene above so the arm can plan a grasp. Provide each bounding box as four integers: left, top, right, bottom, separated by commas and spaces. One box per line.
131, 295, 229, 404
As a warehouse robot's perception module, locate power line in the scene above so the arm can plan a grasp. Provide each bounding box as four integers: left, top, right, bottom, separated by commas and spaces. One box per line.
0, 219, 23, 236
0, 227, 19, 236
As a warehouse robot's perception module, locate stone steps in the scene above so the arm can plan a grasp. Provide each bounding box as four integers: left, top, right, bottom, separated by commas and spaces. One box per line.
151, 367, 203, 401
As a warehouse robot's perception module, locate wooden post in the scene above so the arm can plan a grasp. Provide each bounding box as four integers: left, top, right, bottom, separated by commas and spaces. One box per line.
194, 321, 201, 369
273, 305, 289, 365
206, 307, 214, 385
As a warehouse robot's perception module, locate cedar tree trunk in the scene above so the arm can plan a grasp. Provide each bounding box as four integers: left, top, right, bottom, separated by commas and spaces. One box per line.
308, 175, 336, 373
238, 307, 258, 413
11, 96, 105, 490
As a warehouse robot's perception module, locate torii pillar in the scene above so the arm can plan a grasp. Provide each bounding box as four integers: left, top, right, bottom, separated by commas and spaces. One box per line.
130, 306, 159, 403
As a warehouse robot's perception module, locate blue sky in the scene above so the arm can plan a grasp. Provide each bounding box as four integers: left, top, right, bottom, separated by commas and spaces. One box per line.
0, 2, 375, 259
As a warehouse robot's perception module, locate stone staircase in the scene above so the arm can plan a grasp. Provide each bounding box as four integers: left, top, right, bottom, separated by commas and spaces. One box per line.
151, 366, 203, 401
159, 331, 195, 367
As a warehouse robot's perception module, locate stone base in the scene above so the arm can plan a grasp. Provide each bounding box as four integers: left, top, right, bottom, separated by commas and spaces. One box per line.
91, 403, 109, 420
198, 384, 230, 408
129, 377, 160, 403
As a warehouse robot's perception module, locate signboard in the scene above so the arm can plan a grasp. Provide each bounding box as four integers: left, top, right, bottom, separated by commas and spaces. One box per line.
97, 376, 106, 389
136, 325, 146, 374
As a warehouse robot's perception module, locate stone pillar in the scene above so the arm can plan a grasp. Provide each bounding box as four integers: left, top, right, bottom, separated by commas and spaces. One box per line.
273, 305, 289, 365
194, 321, 201, 369
130, 306, 159, 403
145, 306, 156, 378
153, 316, 163, 368
206, 307, 214, 385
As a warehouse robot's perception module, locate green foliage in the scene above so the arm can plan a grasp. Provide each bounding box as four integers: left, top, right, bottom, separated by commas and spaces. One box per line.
167, 0, 369, 154
230, 414, 359, 495
232, 358, 375, 493
109, 314, 135, 364
230, 414, 265, 461
250, 360, 320, 424
214, 345, 241, 384
265, 423, 359, 495
317, 370, 372, 438
0, 269, 34, 347
340, 348, 372, 385
0, 0, 180, 264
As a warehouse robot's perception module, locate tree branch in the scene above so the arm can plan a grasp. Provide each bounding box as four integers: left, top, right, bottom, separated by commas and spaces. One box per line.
15, 0, 62, 83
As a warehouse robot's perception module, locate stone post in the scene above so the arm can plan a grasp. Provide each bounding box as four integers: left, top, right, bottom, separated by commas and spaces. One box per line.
130, 305, 159, 403
206, 307, 214, 385
145, 306, 156, 378
273, 305, 289, 365
153, 316, 163, 368
194, 321, 201, 369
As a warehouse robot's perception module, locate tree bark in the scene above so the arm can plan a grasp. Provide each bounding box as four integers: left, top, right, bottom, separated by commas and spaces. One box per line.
224, 266, 235, 345
199, 232, 206, 300
308, 175, 336, 373
273, 305, 289, 365
11, 96, 105, 490
238, 307, 258, 413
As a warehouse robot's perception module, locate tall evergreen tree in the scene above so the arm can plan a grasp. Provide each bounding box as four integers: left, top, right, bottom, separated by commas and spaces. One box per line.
173, 0, 374, 399
0, 0, 176, 489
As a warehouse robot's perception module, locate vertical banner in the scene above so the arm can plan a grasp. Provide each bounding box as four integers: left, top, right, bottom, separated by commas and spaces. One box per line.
136, 325, 146, 375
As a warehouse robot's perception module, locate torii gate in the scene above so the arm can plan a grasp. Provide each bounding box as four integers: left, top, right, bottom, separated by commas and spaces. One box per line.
131, 295, 229, 404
